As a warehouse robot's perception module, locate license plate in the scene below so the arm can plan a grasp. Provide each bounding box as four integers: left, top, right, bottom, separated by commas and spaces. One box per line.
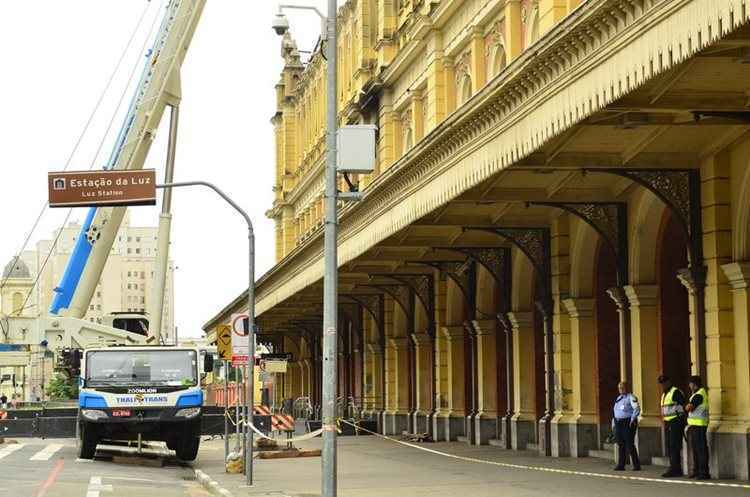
111, 409, 131, 417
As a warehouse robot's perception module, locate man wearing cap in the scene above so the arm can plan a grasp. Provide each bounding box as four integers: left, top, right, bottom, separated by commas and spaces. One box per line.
612, 381, 641, 471
686, 375, 710, 480
659, 375, 687, 477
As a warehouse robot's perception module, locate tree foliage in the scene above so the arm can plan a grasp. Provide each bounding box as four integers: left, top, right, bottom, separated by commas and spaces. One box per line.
46, 374, 79, 400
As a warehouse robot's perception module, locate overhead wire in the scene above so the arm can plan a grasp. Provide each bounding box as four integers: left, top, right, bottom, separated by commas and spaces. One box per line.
0, 1, 154, 297
16, 1, 166, 319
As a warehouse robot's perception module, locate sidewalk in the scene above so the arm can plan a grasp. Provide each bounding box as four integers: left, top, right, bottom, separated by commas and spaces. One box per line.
194, 435, 749, 497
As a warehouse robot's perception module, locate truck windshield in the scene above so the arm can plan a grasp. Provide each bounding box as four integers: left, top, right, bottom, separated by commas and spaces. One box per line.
85, 350, 197, 387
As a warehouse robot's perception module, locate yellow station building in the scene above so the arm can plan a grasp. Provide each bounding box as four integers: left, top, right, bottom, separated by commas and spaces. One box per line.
205, 0, 750, 479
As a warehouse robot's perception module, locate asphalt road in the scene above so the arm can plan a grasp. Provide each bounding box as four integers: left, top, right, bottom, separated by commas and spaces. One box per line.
0, 438, 210, 497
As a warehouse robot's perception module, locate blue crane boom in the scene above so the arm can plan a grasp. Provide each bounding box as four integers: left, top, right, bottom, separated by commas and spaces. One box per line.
50, 0, 206, 318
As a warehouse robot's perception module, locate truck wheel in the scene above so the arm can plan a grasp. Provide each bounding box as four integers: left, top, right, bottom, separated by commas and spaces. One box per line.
78, 424, 97, 460
176, 437, 200, 461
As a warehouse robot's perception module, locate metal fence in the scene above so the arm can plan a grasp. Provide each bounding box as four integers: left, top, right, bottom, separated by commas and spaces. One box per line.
0, 406, 227, 439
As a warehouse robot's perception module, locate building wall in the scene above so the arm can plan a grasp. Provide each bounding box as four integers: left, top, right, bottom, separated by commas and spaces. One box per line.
16, 213, 176, 343
268, 0, 567, 261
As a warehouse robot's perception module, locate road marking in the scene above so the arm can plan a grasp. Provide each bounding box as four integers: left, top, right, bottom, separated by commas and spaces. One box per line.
34, 458, 65, 497
85, 476, 113, 497
340, 419, 750, 490
30, 444, 64, 461
0, 443, 25, 459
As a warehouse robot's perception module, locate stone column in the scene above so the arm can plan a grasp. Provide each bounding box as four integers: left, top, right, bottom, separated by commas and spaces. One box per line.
503, 0, 523, 61
469, 27, 487, 93
424, 30, 446, 133
606, 287, 633, 383
538, 0, 568, 36
472, 319, 499, 445
384, 337, 410, 435
441, 57, 456, 116
720, 262, 750, 479
412, 333, 433, 434
508, 312, 537, 450
697, 155, 738, 478
625, 285, 662, 463
366, 343, 384, 427
561, 298, 598, 457
549, 215, 572, 457
441, 325, 467, 441
302, 358, 312, 399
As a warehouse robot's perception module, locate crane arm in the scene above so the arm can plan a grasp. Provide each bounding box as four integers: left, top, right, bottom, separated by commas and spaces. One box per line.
51, 0, 206, 317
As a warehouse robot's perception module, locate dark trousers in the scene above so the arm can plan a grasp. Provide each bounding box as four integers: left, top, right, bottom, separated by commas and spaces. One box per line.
665, 418, 685, 473
689, 425, 710, 477
614, 419, 640, 469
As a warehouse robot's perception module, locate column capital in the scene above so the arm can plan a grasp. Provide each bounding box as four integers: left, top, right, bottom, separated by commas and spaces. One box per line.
561, 297, 595, 318
440, 325, 465, 340
469, 25, 484, 38
721, 262, 750, 290
624, 285, 658, 308
366, 342, 383, 354
606, 286, 629, 309
471, 319, 497, 335
387, 337, 409, 348
507, 311, 533, 328
411, 333, 432, 346
676, 266, 707, 295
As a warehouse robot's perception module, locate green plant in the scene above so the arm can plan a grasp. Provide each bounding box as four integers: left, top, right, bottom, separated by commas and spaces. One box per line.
46, 374, 79, 400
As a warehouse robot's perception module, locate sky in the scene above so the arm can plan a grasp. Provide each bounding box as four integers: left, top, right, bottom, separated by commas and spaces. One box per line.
0, 1, 337, 338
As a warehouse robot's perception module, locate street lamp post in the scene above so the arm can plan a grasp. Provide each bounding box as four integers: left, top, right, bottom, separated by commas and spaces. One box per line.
154, 181, 256, 485
273, 3, 338, 495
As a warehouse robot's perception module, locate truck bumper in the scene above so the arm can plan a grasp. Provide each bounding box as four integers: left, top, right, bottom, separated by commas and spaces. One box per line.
79, 407, 202, 442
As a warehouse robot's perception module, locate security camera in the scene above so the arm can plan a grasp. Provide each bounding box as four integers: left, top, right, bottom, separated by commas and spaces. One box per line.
272, 13, 290, 36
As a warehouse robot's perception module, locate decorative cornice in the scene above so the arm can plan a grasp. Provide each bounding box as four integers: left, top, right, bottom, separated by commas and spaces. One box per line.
204, 0, 750, 328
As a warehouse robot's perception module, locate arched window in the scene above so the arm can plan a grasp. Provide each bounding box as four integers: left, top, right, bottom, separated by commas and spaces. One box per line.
490, 44, 507, 78
525, 4, 540, 48
403, 128, 414, 154
12, 292, 23, 315
457, 74, 473, 107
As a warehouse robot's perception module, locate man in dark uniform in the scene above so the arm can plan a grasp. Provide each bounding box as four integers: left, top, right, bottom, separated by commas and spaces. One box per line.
659, 375, 687, 477
686, 375, 710, 479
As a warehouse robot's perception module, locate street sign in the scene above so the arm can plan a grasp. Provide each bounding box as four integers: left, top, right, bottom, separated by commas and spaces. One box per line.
48, 169, 157, 208
231, 313, 249, 365
216, 325, 232, 361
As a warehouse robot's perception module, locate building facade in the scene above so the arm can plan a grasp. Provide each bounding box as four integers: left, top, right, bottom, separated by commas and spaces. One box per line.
0, 215, 176, 402
17, 213, 176, 342
206, 0, 750, 480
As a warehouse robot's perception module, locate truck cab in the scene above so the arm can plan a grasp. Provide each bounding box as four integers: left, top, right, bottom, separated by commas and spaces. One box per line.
76, 346, 213, 460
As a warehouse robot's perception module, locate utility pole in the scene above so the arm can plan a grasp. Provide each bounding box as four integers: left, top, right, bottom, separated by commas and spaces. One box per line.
272, 3, 338, 494
321, 0, 339, 495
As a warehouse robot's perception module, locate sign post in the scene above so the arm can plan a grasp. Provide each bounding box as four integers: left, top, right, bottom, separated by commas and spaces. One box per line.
152, 180, 256, 484
216, 325, 232, 362
48, 169, 157, 208
231, 313, 250, 366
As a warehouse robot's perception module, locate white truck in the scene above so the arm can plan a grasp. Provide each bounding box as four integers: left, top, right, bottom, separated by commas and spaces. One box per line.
75, 346, 213, 460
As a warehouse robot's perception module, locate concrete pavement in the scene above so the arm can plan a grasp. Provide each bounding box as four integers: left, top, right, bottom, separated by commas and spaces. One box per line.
0, 438, 210, 497
195, 435, 750, 497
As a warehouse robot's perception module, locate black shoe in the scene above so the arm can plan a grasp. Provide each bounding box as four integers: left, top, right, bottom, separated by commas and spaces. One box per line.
661, 470, 682, 478
613, 466, 625, 471
696, 475, 711, 480
632, 466, 641, 471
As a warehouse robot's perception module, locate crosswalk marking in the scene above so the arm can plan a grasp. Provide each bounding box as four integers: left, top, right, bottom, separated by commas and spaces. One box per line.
30, 443, 64, 461
0, 443, 25, 459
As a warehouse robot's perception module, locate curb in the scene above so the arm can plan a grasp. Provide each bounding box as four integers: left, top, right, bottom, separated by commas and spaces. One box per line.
194, 469, 235, 497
